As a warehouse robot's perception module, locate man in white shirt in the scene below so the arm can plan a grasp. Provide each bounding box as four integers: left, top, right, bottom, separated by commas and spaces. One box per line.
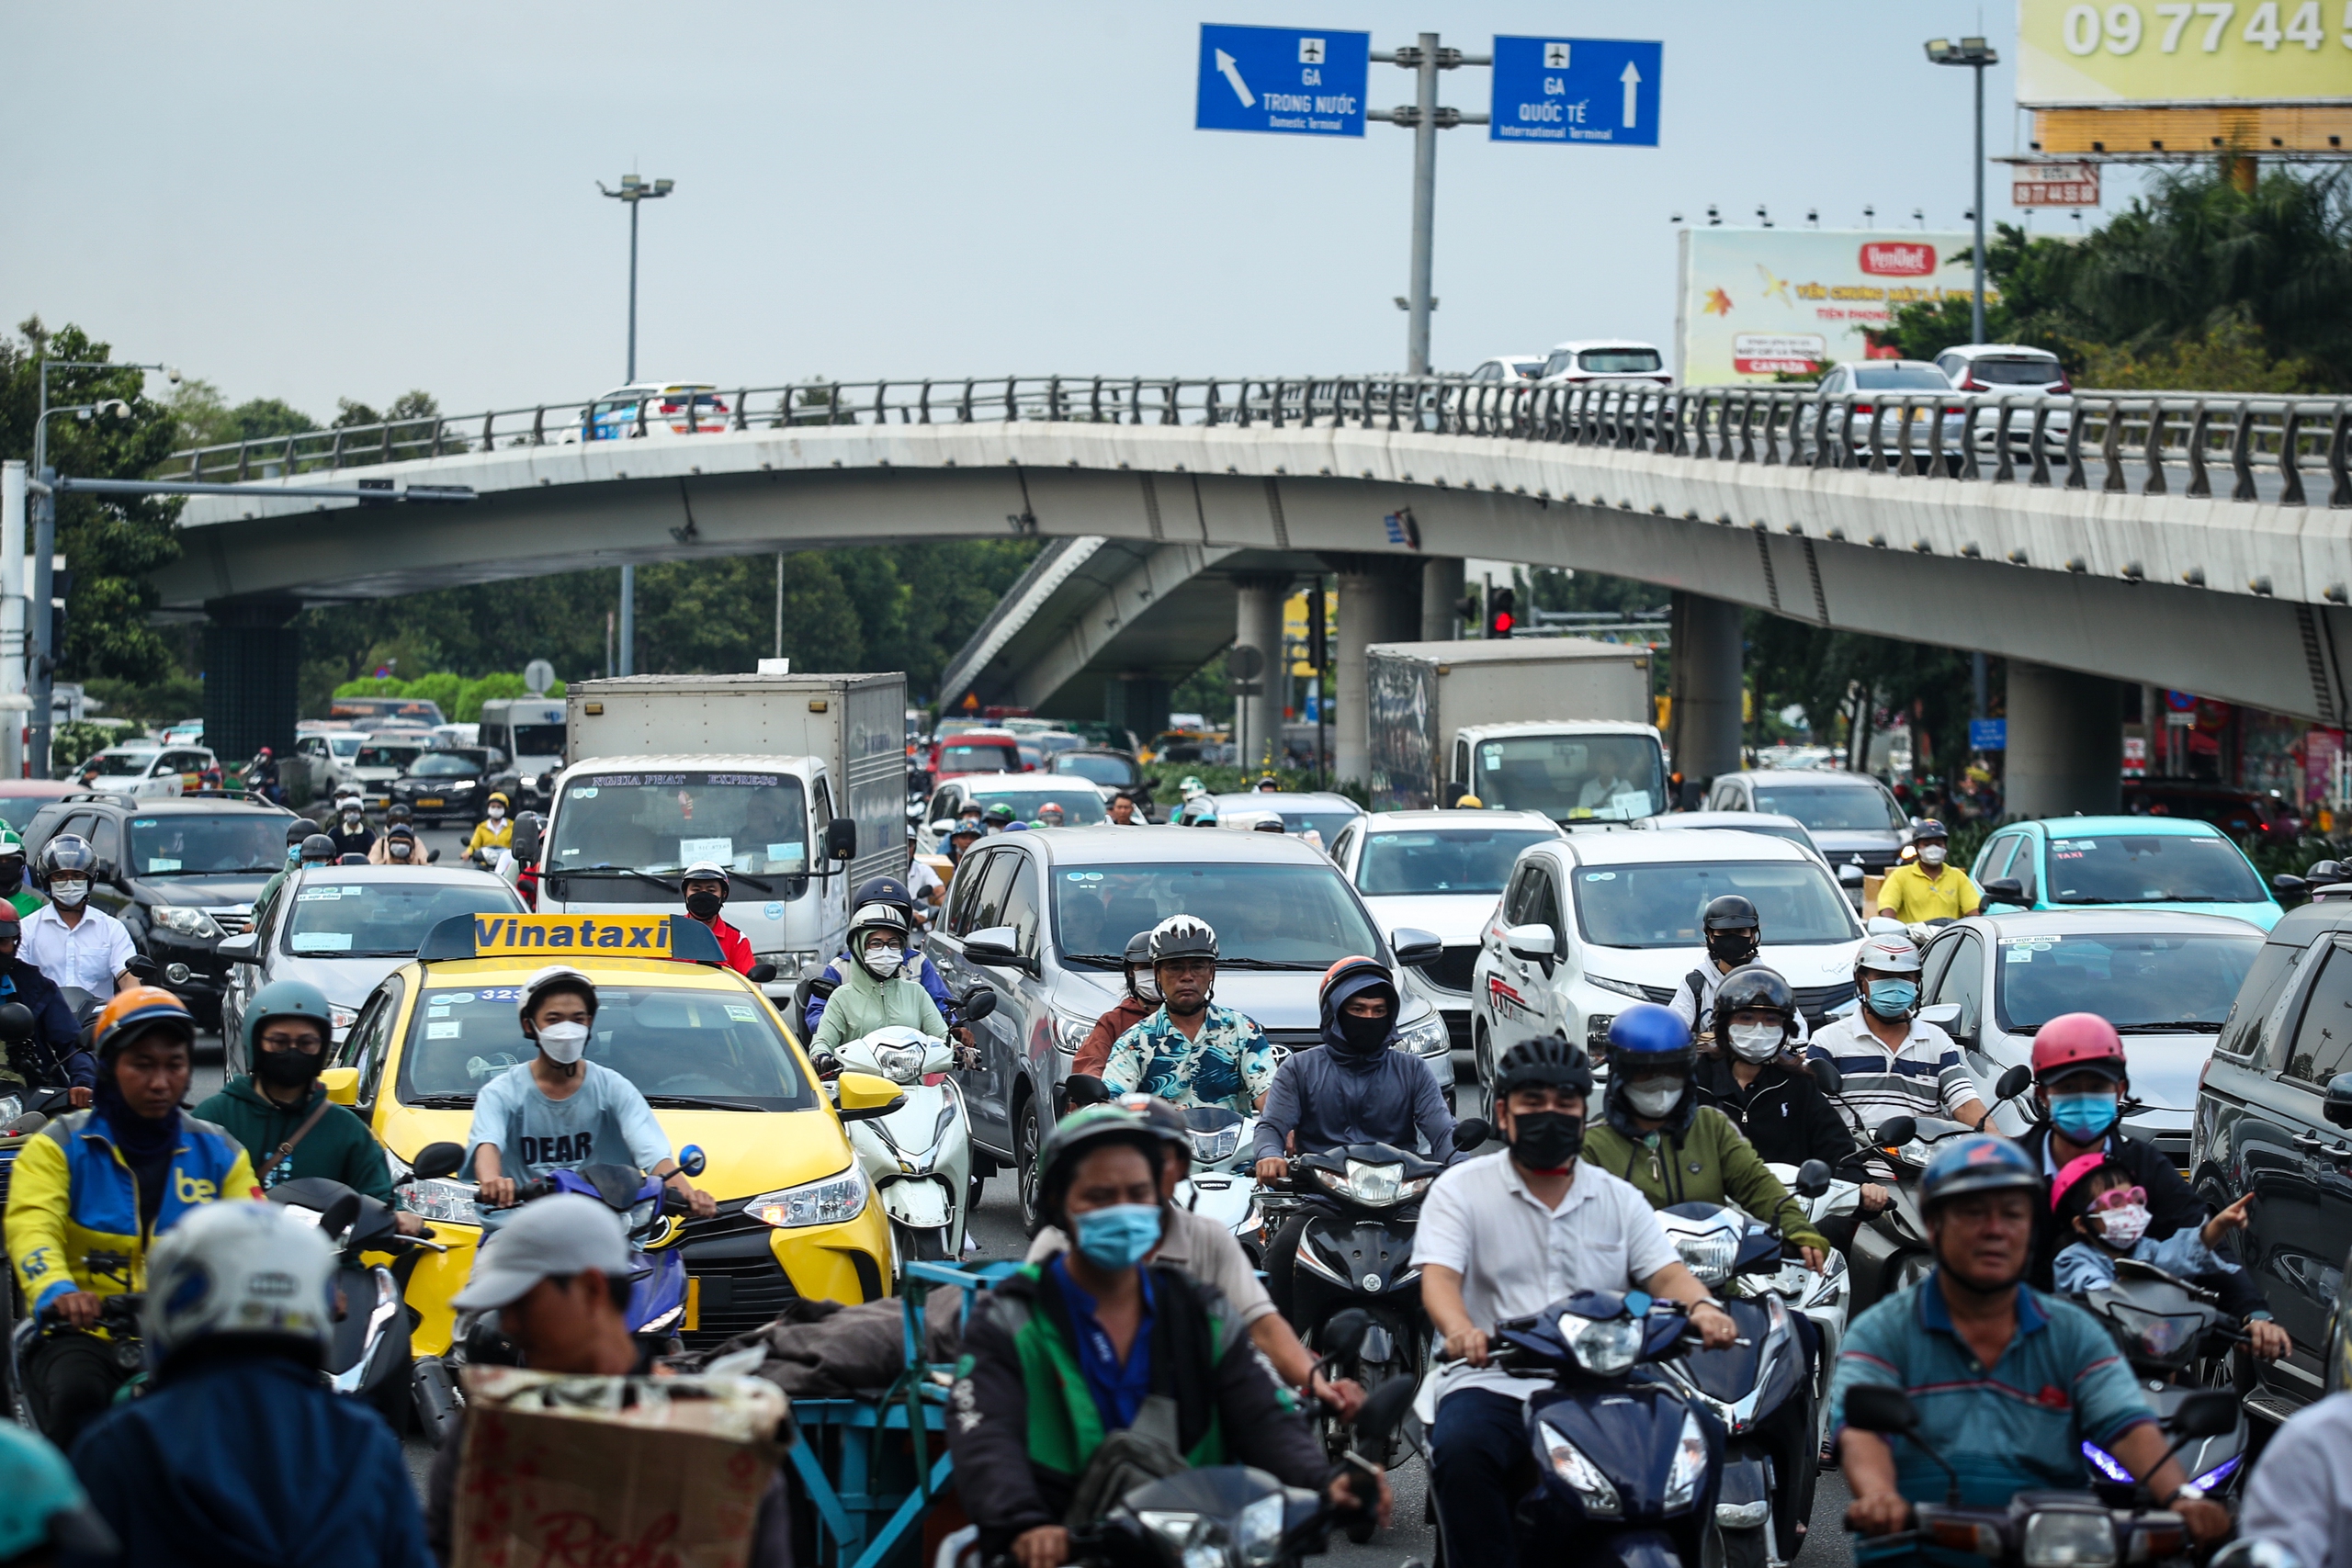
18, 835, 137, 998
1414, 1032, 1735, 1568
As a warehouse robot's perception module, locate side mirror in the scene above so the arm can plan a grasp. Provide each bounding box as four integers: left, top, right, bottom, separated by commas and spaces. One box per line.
1065, 1074, 1111, 1107
1873, 1114, 1918, 1147
677, 1145, 707, 1179
1504, 923, 1557, 964
928, 820, 956, 837
824, 818, 857, 863
1808, 1057, 1844, 1097
1390, 927, 1442, 966
2167, 1387, 2240, 1439
1441, 782, 1468, 808
746, 962, 778, 984
1981, 877, 2028, 908
1321, 1307, 1374, 1361
319, 1191, 364, 1243
1838, 863, 1866, 887
963, 925, 1026, 971
411, 1141, 467, 1181
1793, 1157, 1833, 1199
2324, 1071, 2352, 1130
319, 1067, 361, 1107
1996, 1064, 2034, 1102
427, 848, 443, 863
218, 931, 260, 964
1917, 1001, 1962, 1032
1355, 1375, 1420, 1452
959, 986, 999, 1022
2272, 873, 2310, 897
124, 954, 158, 981
834, 1070, 908, 1122
1452, 1117, 1491, 1152
1842, 1382, 1919, 1435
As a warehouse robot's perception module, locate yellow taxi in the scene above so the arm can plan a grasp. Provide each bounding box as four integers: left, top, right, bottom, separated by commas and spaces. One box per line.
321, 912, 899, 1355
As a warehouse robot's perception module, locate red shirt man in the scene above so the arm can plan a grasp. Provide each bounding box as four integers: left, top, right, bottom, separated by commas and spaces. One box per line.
681, 861, 755, 976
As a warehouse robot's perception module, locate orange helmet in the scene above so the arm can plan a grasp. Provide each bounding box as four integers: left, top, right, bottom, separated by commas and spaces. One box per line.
93, 987, 196, 1061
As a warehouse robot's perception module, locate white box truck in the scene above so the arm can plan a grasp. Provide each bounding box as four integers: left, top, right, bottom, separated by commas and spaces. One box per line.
543, 671, 908, 989
1365, 638, 1666, 823
477, 695, 568, 810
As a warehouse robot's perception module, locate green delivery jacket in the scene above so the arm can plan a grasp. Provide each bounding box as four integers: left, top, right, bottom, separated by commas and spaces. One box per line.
946, 1261, 1329, 1557
1584, 1093, 1829, 1253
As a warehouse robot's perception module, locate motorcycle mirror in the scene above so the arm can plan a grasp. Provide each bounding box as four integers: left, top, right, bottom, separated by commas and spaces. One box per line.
1995, 1064, 2034, 1102
1451, 1117, 1491, 1152
746, 962, 778, 984
411, 1141, 467, 1181
1872, 1114, 1918, 1147
1807, 1056, 1844, 1097
0, 1002, 33, 1046
960, 987, 999, 1022
1354, 1375, 1419, 1450
1064, 1074, 1110, 1108
125, 955, 159, 982
319, 1190, 364, 1244
677, 1145, 708, 1179
427, 848, 442, 863
1838, 863, 1866, 886
1842, 1383, 1919, 1435
2167, 1388, 2238, 1439
1320, 1308, 1374, 1362
1792, 1158, 1833, 1199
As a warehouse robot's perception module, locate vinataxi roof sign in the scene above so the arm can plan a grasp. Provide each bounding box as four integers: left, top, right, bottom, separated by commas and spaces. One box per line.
2018, 0, 2352, 107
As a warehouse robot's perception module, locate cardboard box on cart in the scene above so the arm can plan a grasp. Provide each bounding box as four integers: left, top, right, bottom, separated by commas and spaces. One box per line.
451, 1366, 788, 1568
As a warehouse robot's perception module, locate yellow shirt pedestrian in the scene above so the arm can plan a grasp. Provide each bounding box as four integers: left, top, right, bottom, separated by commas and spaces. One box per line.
1876, 860, 1981, 923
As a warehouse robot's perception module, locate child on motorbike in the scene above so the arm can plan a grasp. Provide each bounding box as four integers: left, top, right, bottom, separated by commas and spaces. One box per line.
2051, 1154, 2290, 1360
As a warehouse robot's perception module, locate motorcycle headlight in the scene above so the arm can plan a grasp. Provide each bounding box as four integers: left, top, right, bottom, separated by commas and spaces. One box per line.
1672, 1228, 1738, 1288
628, 1197, 659, 1234
1314, 1159, 1430, 1207
746, 1168, 868, 1229
1538, 1421, 1623, 1517
396, 1177, 481, 1224
0, 1095, 21, 1127
1136, 1511, 1227, 1568
1190, 1122, 1242, 1166
2022, 1509, 2118, 1568
875, 1043, 926, 1085
152, 906, 224, 940
1395, 1009, 1450, 1058
1237, 1494, 1285, 1567
1558, 1311, 1644, 1377
1662, 1409, 1710, 1514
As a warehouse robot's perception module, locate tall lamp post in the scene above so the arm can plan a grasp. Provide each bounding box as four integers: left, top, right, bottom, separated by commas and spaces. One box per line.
597, 173, 674, 678
1926, 36, 1998, 346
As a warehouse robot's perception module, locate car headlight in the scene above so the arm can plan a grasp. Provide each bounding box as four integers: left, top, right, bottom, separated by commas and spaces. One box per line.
395, 1177, 481, 1224
1586, 974, 1650, 1001
1662, 1409, 1710, 1514
1055, 1013, 1093, 1055
746, 1168, 868, 1228
1395, 1009, 1450, 1058
875, 1042, 925, 1085
330, 1006, 358, 1034
1558, 1310, 1644, 1377
2022, 1509, 2118, 1568
1136, 1511, 1227, 1568
1539, 1421, 1623, 1517
1672, 1228, 1738, 1287
151, 906, 224, 940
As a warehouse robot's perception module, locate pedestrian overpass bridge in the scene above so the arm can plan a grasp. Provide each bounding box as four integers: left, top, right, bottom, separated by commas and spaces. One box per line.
156, 376, 2352, 812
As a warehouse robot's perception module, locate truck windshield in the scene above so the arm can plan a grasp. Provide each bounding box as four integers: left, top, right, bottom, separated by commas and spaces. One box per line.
1052, 862, 1382, 967
1575, 861, 1857, 949
548, 771, 808, 902
1359, 828, 1559, 895
1473, 735, 1665, 822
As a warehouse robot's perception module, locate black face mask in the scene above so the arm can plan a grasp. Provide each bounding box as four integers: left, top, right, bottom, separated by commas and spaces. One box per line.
1707, 931, 1759, 967
685, 891, 725, 919
0, 863, 21, 894
255, 1046, 323, 1089
1334, 1010, 1392, 1059
1507, 1111, 1585, 1172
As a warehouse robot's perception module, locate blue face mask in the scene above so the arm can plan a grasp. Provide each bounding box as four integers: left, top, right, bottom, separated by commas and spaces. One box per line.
1866, 979, 1918, 1017
2048, 1090, 2119, 1142
286, 843, 301, 866
1071, 1202, 1162, 1270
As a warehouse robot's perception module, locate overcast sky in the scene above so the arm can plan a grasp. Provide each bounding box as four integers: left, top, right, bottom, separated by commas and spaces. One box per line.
10, 3, 2129, 422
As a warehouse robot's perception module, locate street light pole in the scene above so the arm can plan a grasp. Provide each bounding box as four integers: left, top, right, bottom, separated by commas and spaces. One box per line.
598, 174, 674, 677
1370, 38, 1489, 376
1926, 37, 1998, 345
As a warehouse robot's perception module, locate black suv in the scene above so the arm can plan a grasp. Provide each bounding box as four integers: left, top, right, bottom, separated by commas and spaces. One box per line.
22, 792, 296, 1027
389, 746, 512, 829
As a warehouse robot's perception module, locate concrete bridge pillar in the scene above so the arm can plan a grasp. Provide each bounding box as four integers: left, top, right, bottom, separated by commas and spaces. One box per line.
203, 595, 302, 774
1420, 557, 1465, 642
1231, 574, 1291, 776
1667, 592, 1744, 799
1104, 677, 1169, 750
2006, 662, 2123, 818
1330, 559, 1419, 787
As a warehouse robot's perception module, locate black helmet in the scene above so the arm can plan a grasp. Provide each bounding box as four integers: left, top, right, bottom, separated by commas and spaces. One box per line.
510, 812, 545, 859
1495, 1032, 1595, 1100
853, 876, 916, 918
1148, 915, 1217, 965
1912, 818, 1950, 842
300, 833, 337, 865
1122, 930, 1160, 1003
285, 817, 322, 846
385, 803, 413, 824
1711, 964, 1798, 1061
37, 834, 96, 882
1702, 895, 1760, 932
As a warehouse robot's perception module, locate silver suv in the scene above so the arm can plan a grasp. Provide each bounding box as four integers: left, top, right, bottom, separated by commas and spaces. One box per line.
1703, 769, 1911, 886
929, 825, 1445, 1228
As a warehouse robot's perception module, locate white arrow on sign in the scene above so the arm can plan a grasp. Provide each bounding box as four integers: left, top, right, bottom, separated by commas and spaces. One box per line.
1215, 49, 1255, 107
1620, 60, 1641, 129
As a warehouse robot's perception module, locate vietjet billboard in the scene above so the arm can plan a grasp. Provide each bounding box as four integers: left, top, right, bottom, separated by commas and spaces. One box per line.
1674, 227, 1985, 385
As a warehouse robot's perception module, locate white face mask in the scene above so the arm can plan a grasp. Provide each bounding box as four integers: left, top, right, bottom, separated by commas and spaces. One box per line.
50, 880, 87, 909
1727, 1022, 1784, 1064
861, 942, 904, 980
487, 806, 505, 821
2095, 1202, 2151, 1249
535, 1021, 589, 1065
1133, 969, 1162, 1005
1624, 1080, 1685, 1119
1919, 844, 1947, 867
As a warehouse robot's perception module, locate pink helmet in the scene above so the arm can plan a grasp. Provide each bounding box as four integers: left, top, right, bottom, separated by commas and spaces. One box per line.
2030, 1012, 2128, 1085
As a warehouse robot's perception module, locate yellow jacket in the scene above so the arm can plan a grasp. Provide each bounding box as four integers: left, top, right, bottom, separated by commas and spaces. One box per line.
463, 818, 513, 859
4, 1108, 260, 1315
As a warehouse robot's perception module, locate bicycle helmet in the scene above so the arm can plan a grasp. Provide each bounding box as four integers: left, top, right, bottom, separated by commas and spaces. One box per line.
36, 833, 96, 884
516, 965, 598, 1030
92, 986, 197, 1063
1710, 964, 1798, 1045
1148, 914, 1217, 965
243, 978, 334, 1063
1918, 1134, 2042, 1213
1494, 1032, 1596, 1100
1122, 930, 1161, 1004
1033, 1104, 1167, 1230
300, 833, 338, 865
2030, 1012, 2129, 1086
1853, 929, 1924, 977
142, 1201, 337, 1372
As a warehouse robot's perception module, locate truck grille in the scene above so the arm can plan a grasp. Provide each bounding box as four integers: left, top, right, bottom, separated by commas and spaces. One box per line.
679, 1213, 798, 1347
1411, 945, 1480, 995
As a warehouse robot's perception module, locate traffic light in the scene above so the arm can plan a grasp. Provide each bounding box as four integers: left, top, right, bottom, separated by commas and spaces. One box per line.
1486, 586, 1516, 639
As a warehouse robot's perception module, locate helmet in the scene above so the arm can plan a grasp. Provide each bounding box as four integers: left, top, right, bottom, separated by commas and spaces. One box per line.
1604, 1002, 1696, 1068
1319, 955, 1397, 1054
680, 859, 731, 892
1495, 1032, 1596, 1100
1919, 1134, 2042, 1213
386, 803, 413, 824
37, 833, 95, 882
93, 986, 196, 1062
254, 746, 274, 760
0, 1423, 115, 1560
0, 827, 26, 865
1004, 820, 1029, 832
1255, 774, 1280, 792
386, 821, 416, 842
486, 791, 512, 810
1037, 801, 1066, 823
849, 902, 912, 943
1122, 930, 1159, 1002
284, 817, 321, 847
243, 978, 334, 1062
1033, 1104, 1166, 1229
335, 792, 364, 813
1711, 965, 1797, 1040
142, 1201, 337, 1372
853, 876, 916, 918
984, 802, 1016, 824
516, 965, 598, 1030
1453, 794, 1484, 809
1107, 1092, 1193, 1163
1148, 914, 1217, 965
1852, 930, 1924, 977
300, 833, 337, 865
1179, 775, 1205, 798
1911, 818, 1950, 842
1702, 895, 1760, 932
2030, 1012, 2129, 1086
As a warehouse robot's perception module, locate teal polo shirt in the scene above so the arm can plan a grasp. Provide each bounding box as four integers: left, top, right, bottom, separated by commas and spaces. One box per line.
1827, 1269, 2155, 1507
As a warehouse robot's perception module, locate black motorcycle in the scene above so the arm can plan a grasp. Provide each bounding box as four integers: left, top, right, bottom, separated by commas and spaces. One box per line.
2072, 1258, 2256, 1502
8, 1293, 145, 1437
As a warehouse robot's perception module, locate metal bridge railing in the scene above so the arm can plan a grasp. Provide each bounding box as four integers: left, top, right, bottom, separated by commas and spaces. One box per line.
158, 378, 2352, 508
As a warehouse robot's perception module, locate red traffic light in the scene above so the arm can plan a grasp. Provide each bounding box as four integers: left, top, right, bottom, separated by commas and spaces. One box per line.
1491, 610, 1513, 635
1486, 586, 1516, 638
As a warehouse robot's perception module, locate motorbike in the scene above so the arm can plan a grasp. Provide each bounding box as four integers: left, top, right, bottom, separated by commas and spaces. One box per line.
1170, 1105, 1262, 1259
266, 1140, 463, 1445
1838, 1381, 2231, 1568
1419, 1291, 1727, 1568
9, 1292, 145, 1436
1760, 1159, 1859, 1463
2072, 1258, 2255, 1502
820, 993, 997, 1265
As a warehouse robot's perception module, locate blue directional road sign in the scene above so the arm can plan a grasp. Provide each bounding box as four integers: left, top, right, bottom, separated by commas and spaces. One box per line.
1490, 36, 1662, 146
1196, 24, 1369, 138
1970, 718, 2007, 752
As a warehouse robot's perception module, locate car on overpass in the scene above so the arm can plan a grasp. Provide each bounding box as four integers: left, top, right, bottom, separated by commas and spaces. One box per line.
1799, 361, 1970, 461
916, 773, 1106, 852
1325, 809, 1564, 1067
1173, 790, 1363, 847
1702, 768, 1910, 882
1916, 908, 2262, 1168
1468, 355, 1544, 384
1933, 343, 2075, 453
927, 825, 1448, 1228
1972, 817, 2287, 931
569, 382, 732, 440
1470, 828, 1863, 1113
1536, 340, 1672, 388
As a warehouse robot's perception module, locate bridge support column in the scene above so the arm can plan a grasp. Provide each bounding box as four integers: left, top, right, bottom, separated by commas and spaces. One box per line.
2006, 662, 2122, 818
1420, 557, 1464, 642
1104, 676, 1169, 751
1232, 574, 1291, 776
1330, 559, 1419, 787
1667, 592, 1743, 799
202, 595, 301, 776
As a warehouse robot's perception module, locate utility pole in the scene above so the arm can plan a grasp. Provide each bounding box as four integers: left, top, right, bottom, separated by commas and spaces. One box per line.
1926, 37, 1998, 345
598, 173, 674, 678
1370, 37, 1489, 375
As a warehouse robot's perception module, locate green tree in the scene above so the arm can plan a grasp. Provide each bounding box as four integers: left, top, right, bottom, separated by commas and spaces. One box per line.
166, 380, 318, 451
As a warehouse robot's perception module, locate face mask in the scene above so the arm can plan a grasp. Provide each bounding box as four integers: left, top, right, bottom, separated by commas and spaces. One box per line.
1334, 1009, 1392, 1058
860, 943, 904, 981
285, 845, 302, 866
1727, 1022, 1784, 1064
535, 1021, 590, 1065
488, 806, 505, 821
342, 808, 362, 823
1919, 845, 1947, 868
2093, 1202, 2150, 1249
255, 1044, 323, 1089
49, 880, 87, 909
1131, 969, 1161, 1005
1071, 1202, 1162, 1269
0, 863, 20, 893
1707, 931, 1759, 967
1624, 1079, 1685, 1119
1507, 1111, 1584, 1172
685, 890, 725, 919
1865, 978, 1918, 1018
2048, 1090, 2120, 1143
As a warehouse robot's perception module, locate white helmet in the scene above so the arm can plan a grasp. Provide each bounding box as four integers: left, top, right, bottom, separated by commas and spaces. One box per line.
1854, 930, 1923, 977
848, 902, 911, 981
142, 1202, 337, 1372
517, 964, 599, 1030
1148, 914, 1218, 964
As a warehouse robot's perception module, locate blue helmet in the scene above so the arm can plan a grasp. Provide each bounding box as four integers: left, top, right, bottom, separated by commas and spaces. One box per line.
1604, 1002, 1694, 1067
1919, 1135, 2042, 1213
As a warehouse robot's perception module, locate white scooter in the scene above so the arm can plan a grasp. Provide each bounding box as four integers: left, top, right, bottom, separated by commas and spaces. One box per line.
825, 989, 996, 1266
1764, 1158, 1860, 1461
1170, 1105, 1264, 1259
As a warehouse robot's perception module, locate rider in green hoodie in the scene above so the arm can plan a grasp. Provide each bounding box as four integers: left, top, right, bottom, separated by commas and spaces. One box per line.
809, 902, 946, 1056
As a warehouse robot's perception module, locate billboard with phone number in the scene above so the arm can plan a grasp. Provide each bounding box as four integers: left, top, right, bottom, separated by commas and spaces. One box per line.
1674, 228, 1985, 386
2018, 0, 2352, 107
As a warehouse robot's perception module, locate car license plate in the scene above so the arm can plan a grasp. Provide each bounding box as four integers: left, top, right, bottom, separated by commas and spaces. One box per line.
418, 797, 444, 807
